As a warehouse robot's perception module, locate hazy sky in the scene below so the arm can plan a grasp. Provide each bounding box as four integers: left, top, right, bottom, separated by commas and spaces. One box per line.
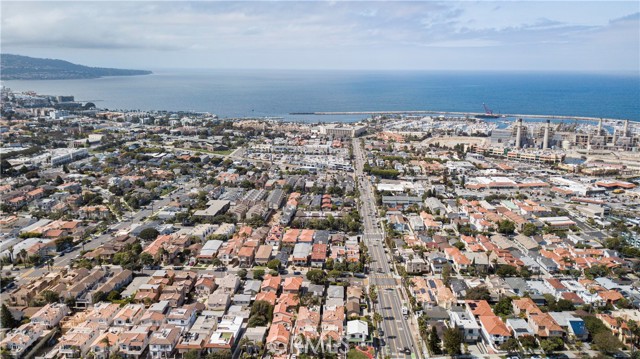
2, 1, 639, 72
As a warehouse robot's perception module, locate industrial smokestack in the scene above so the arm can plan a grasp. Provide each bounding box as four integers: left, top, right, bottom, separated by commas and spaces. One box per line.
543, 120, 550, 150
515, 118, 523, 148
624, 119, 629, 137
597, 118, 603, 135
612, 129, 617, 146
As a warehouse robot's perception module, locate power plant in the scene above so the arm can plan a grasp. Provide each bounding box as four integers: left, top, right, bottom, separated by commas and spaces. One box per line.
490, 118, 639, 151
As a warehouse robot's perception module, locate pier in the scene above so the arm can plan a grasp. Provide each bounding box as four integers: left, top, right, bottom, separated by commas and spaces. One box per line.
289, 110, 628, 122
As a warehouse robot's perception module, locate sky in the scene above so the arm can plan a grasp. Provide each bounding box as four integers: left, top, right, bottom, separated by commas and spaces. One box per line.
1, 1, 639, 72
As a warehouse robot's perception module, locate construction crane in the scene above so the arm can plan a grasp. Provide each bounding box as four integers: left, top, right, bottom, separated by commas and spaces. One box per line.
483, 103, 494, 115
477, 103, 500, 118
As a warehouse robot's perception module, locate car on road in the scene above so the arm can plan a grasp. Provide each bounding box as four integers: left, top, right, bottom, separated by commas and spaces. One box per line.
378, 329, 384, 337
402, 347, 411, 355
293, 271, 301, 275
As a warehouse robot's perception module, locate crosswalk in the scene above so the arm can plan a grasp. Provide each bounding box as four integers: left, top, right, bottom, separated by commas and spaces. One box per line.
376, 284, 398, 290
368, 274, 394, 279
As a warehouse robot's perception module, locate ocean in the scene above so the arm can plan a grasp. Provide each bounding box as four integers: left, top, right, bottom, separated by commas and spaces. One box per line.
3, 69, 639, 122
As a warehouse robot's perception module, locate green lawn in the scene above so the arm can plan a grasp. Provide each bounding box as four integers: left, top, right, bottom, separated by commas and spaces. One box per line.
346, 349, 370, 359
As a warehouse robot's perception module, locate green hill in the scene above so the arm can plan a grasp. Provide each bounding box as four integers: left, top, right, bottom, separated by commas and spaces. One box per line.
0, 54, 152, 80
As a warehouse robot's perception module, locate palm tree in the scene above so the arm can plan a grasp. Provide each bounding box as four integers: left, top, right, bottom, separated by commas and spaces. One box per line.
101, 336, 111, 359
485, 250, 493, 276
211, 258, 222, 269
47, 258, 54, 271
628, 320, 639, 355
19, 249, 28, 265
7, 246, 14, 264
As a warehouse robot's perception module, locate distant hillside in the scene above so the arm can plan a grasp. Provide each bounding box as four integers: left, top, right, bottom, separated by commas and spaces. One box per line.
0, 54, 152, 80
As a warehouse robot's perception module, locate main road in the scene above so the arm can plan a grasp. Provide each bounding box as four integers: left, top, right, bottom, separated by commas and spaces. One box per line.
353, 139, 422, 359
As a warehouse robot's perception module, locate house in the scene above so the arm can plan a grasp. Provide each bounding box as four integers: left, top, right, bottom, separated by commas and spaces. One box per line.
346, 301, 361, 318
444, 247, 471, 272
166, 305, 198, 332
346, 320, 369, 343
0, 323, 44, 358
243, 280, 262, 296
216, 274, 240, 294
134, 284, 161, 304
194, 277, 217, 297
113, 304, 146, 328
261, 274, 281, 293
89, 332, 120, 359
86, 302, 121, 329
528, 313, 564, 338
406, 257, 429, 274
29, 303, 69, 329
294, 307, 321, 340
58, 324, 101, 359
310, 243, 328, 268
549, 312, 588, 341
478, 315, 512, 347
118, 326, 150, 358
149, 326, 181, 359
197, 240, 223, 263
255, 291, 277, 306
254, 245, 273, 266
205, 315, 243, 352
449, 308, 481, 343
327, 285, 345, 300
283, 276, 303, 294
207, 292, 231, 312
506, 318, 535, 338
428, 253, 448, 274
292, 243, 312, 266
238, 246, 256, 268
266, 324, 291, 355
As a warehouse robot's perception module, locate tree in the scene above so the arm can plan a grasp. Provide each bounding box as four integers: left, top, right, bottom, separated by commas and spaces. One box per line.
519, 335, 538, 352
1, 347, 12, 359
464, 286, 491, 301
206, 351, 232, 359
593, 331, 623, 354
496, 264, 519, 277
252, 268, 265, 280
306, 269, 326, 285
498, 220, 516, 235
140, 252, 154, 267
540, 337, 564, 353
1, 304, 16, 329
138, 228, 159, 241
42, 290, 60, 303
442, 263, 452, 287
428, 325, 441, 355
248, 300, 273, 327
369, 285, 378, 303
443, 327, 462, 356
494, 296, 513, 317
184, 350, 200, 359
211, 258, 223, 268
521, 223, 539, 236
500, 338, 520, 353
267, 259, 281, 271
237, 269, 247, 280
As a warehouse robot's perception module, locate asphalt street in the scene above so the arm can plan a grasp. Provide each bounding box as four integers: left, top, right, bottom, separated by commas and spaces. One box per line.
353, 140, 422, 359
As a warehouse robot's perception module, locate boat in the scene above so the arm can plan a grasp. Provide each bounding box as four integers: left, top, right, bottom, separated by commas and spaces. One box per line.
476, 103, 501, 118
